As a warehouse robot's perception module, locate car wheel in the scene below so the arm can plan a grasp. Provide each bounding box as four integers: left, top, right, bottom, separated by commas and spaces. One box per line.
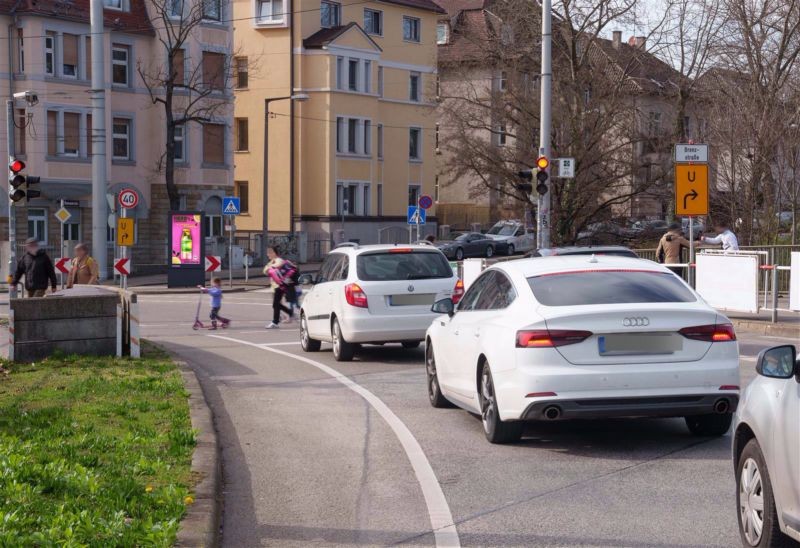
426, 343, 453, 408
507, 244, 515, 256
401, 341, 421, 349
685, 413, 732, 436
737, 439, 789, 547
300, 312, 321, 352
331, 318, 355, 362
455, 248, 464, 261
479, 363, 522, 444
485, 246, 494, 258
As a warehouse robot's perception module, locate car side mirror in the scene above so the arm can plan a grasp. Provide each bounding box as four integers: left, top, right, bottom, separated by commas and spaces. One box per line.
755, 345, 796, 380
298, 273, 315, 285
431, 298, 454, 317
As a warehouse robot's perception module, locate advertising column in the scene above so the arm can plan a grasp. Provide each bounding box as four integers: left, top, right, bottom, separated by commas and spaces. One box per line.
167, 211, 205, 288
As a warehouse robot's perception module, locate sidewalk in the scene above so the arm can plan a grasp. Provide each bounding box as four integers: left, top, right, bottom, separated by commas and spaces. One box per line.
725, 297, 800, 337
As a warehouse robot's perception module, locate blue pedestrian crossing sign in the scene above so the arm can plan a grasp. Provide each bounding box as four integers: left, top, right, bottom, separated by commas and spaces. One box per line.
222, 196, 241, 215
407, 206, 426, 225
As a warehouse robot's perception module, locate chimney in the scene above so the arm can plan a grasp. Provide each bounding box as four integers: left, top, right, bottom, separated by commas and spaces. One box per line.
612, 30, 622, 49
635, 36, 646, 48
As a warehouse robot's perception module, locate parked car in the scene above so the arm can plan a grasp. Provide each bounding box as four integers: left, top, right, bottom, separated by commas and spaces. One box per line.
485, 220, 536, 255
575, 221, 632, 245
733, 344, 800, 547
629, 219, 670, 241
299, 243, 463, 362
681, 218, 706, 239
526, 245, 638, 259
435, 232, 507, 260
424, 255, 740, 443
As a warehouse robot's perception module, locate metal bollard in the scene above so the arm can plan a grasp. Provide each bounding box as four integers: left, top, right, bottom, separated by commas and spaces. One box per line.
771, 263, 779, 324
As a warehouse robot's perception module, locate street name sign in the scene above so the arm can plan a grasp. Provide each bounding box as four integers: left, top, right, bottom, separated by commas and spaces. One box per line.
675, 144, 708, 163
675, 164, 709, 216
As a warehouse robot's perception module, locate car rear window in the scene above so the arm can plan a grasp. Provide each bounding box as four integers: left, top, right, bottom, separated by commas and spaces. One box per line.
528, 270, 696, 306
357, 251, 453, 281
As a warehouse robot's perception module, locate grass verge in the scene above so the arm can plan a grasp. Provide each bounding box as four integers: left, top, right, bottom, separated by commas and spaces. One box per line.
0, 345, 196, 546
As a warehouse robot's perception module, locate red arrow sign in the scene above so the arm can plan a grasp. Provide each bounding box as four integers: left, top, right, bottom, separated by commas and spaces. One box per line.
114, 257, 131, 276
55, 257, 70, 274
205, 255, 221, 272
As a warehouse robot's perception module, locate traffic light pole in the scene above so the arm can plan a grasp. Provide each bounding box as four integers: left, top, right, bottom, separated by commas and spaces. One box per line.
90, 0, 108, 280
537, 0, 553, 249
6, 100, 17, 299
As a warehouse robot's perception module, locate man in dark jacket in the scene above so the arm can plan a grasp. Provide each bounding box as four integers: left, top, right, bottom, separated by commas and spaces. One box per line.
13, 238, 57, 297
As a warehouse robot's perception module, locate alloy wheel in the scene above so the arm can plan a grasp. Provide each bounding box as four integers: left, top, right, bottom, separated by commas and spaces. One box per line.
301, 316, 310, 347
739, 457, 764, 546
332, 321, 341, 356
480, 369, 496, 433
426, 347, 439, 401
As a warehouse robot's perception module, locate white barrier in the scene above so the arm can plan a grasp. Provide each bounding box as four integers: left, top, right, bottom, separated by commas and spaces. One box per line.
791, 252, 800, 312
695, 253, 760, 313
462, 259, 484, 291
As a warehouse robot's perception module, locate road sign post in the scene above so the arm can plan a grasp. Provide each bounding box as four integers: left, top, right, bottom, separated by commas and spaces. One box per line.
54, 200, 72, 289
222, 197, 240, 288
674, 143, 709, 287
117, 190, 139, 290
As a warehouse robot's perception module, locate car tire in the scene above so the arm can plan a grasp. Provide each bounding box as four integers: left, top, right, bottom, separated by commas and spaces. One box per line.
737, 439, 790, 548
401, 341, 421, 349
300, 312, 321, 352
485, 246, 494, 258
685, 413, 733, 436
507, 244, 515, 256
331, 318, 355, 362
455, 248, 464, 261
479, 362, 522, 444
426, 343, 454, 408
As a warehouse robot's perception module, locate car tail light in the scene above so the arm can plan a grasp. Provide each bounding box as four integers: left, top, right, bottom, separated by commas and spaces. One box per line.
344, 283, 368, 308
451, 279, 464, 304
516, 329, 592, 348
679, 323, 736, 342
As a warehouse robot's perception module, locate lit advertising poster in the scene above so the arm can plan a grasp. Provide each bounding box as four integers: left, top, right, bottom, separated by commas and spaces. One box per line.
170, 213, 202, 266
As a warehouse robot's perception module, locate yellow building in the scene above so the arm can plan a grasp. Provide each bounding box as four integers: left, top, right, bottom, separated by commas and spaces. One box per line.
233, 0, 444, 259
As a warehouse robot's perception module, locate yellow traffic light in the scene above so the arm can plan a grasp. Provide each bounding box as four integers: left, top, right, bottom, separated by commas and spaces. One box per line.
536, 156, 549, 170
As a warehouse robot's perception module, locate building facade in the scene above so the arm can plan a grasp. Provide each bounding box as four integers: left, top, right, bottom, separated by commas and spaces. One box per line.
233, 0, 443, 259
0, 0, 233, 275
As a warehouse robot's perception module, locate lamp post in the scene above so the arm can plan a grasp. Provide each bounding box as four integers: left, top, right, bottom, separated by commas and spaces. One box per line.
262, 93, 308, 260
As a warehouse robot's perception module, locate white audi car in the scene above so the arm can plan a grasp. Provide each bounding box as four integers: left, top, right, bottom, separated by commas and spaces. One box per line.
425, 255, 741, 443
733, 344, 799, 547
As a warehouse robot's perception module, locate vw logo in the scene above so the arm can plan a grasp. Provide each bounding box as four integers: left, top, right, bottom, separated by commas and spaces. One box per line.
407, 285, 415, 293
623, 317, 650, 327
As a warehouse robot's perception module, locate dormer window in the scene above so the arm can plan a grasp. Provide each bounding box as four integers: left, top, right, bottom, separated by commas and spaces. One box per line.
321, 1, 341, 28
436, 22, 449, 44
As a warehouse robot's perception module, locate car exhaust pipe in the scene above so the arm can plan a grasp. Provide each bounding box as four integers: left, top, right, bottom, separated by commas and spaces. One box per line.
714, 399, 730, 414
543, 405, 561, 420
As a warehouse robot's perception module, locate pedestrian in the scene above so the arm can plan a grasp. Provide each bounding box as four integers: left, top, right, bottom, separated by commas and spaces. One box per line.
425, 234, 436, 244
699, 220, 739, 252
656, 223, 691, 276
198, 277, 229, 329
67, 243, 99, 288
264, 245, 294, 329
12, 238, 57, 298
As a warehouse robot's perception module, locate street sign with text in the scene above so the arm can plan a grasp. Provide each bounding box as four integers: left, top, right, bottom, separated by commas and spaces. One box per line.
675, 144, 708, 163
675, 164, 709, 216
118, 189, 139, 209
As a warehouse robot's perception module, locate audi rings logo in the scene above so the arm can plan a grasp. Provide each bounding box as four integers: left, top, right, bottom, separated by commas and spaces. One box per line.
622, 317, 650, 327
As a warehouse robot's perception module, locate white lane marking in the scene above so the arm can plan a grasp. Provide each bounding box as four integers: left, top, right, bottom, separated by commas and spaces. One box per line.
208, 334, 460, 547
257, 341, 301, 347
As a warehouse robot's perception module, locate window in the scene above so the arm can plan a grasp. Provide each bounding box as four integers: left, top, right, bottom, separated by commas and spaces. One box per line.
15, 109, 26, 156
496, 124, 507, 146
169, 0, 183, 17
648, 111, 661, 137
16, 29, 24, 73
403, 16, 420, 42
364, 9, 382, 35
336, 57, 344, 89
357, 251, 452, 281
235, 57, 248, 88
174, 124, 185, 162
475, 271, 516, 310
336, 183, 370, 216
112, 45, 130, 86
235, 181, 249, 213
499, 71, 508, 91
44, 33, 55, 76
173, 49, 185, 86
85, 37, 92, 79
63, 112, 80, 156
377, 184, 383, 215
377, 124, 383, 159
377, 66, 384, 96
528, 271, 696, 306
363, 120, 371, 155
364, 60, 371, 93
203, 0, 221, 20
235, 118, 249, 151
28, 209, 46, 243
434, 175, 439, 201
112, 118, 131, 160
435, 122, 440, 152
347, 118, 357, 153
408, 185, 421, 206
409, 72, 421, 102
683, 116, 691, 139
205, 215, 223, 237
104, 0, 122, 8
348, 59, 359, 91
257, 0, 283, 23
336, 117, 372, 156
202, 51, 225, 90
583, 87, 591, 105
62, 34, 79, 78
47, 111, 57, 155
203, 123, 225, 164
458, 271, 492, 311
436, 22, 448, 44
321, 1, 341, 27
409, 127, 421, 160
63, 221, 80, 241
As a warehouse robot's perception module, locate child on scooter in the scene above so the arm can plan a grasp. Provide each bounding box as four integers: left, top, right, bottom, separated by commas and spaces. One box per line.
198, 278, 230, 329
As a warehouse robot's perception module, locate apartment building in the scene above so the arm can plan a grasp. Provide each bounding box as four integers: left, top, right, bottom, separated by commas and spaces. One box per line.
0, 0, 233, 272
233, 0, 444, 255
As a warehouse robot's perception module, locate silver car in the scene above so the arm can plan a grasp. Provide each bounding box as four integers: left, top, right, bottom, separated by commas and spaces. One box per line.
733, 345, 800, 547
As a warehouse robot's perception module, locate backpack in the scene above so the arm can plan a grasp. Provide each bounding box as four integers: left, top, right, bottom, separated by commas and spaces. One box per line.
279, 260, 300, 286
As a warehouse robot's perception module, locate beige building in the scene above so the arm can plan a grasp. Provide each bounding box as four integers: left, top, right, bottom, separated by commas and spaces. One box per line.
233, 0, 444, 258
0, 0, 233, 272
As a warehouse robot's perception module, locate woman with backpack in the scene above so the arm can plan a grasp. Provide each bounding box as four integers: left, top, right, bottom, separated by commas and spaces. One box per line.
264, 245, 297, 329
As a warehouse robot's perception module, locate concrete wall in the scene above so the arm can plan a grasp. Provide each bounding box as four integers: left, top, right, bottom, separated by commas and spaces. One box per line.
10, 292, 119, 362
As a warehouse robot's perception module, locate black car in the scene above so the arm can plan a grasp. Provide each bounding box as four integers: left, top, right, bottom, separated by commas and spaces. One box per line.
435, 232, 507, 260
525, 245, 639, 258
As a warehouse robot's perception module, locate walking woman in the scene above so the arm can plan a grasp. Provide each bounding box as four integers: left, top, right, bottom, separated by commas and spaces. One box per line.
264, 245, 293, 329
67, 243, 99, 288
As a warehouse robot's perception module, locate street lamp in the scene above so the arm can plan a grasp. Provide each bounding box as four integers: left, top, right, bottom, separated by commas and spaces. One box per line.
262, 93, 309, 260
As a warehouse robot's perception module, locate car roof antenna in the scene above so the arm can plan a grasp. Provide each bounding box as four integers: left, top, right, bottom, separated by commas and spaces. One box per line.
588, 254, 599, 263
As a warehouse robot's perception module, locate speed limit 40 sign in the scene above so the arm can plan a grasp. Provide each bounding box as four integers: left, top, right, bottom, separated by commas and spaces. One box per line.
118, 189, 139, 209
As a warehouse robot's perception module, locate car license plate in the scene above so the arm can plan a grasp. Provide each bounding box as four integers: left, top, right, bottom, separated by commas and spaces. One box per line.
598, 333, 682, 356
390, 294, 435, 306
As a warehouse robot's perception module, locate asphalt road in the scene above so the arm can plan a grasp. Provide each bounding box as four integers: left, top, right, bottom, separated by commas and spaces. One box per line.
139, 290, 797, 548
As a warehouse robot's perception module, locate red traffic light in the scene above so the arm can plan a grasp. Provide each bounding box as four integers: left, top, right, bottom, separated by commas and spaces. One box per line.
9, 159, 25, 173
536, 156, 549, 170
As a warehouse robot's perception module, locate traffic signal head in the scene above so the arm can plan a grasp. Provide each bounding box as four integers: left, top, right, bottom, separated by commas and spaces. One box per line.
536, 169, 549, 195
536, 156, 549, 170
517, 169, 533, 181
8, 158, 40, 203
9, 159, 25, 173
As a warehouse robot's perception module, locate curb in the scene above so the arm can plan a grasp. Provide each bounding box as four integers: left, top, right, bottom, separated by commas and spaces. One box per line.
131, 286, 259, 295
731, 319, 800, 339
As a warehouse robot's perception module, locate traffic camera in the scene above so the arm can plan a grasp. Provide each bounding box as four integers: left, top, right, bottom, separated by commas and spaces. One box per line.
8, 158, 41, 203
